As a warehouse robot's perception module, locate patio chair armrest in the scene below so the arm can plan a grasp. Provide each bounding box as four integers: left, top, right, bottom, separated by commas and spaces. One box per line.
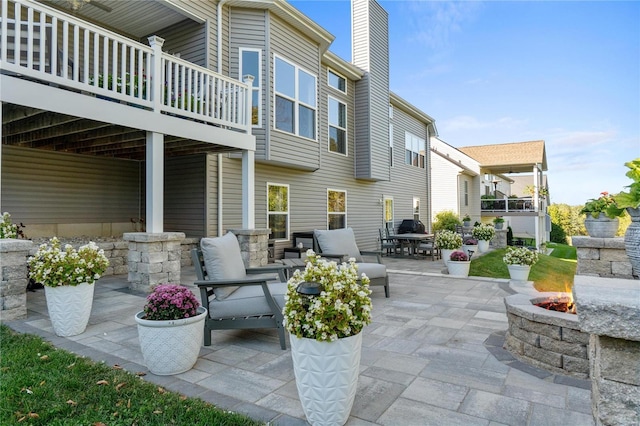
194, 277, 270, 288
319, 253, 348, 261
246, 264, 288, 281
360, 250, 383, 263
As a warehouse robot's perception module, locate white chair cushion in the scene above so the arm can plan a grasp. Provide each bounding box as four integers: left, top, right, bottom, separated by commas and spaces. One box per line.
314, 228, 363, 262
356, 262, 386, 279
201, 232, 246, 300
208, 282, 287, 319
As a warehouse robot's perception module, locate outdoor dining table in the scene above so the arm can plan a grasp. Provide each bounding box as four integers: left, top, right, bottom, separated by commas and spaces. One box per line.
394, 233, 434, 256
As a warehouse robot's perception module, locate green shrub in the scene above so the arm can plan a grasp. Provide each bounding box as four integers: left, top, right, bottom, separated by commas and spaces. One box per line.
550, 222, 568, 244
432, 210, 461, 232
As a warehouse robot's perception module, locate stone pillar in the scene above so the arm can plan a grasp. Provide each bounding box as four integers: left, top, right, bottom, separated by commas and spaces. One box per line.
0, 239, 34, 321
573, 276, 640, 426
228, 228, 269, 267
123, 232, 185, 292
492, 229, 507, 248
572, 236, 633, 278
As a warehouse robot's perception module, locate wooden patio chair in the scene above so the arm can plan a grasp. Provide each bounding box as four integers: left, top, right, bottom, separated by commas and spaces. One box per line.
313, 228, 390, 297
192, 232, 289, 349
379, 228, 401, 256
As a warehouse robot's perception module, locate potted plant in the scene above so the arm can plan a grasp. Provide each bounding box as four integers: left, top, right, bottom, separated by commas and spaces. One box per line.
493, 216, 505, 230
580, 191, 624, 238
447, 250, 471, 277
503, 246, 539, 282
612, 158, 640, 276
28, 237, 109, 337
134, 284, 207, 375
283, 251, 372, 425
435, 230, 463, 265
462, 237, 478, 258
472, 224, 495, 252
462, 214, 471, 227
0, 212, 26, 239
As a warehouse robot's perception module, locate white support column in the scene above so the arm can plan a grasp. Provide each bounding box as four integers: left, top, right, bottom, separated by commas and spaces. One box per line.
146, 132, 164, 233
242, 149, 255, 229
147, 35, 165, 112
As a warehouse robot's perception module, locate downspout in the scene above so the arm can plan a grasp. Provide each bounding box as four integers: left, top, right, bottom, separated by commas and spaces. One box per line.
216, 0, 228, 236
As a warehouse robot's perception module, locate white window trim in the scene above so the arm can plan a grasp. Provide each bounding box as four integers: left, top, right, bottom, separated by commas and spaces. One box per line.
404, 131, 426, 169
239, 47, 262, 127
389, 123, 394, 168
384, 196, 394, 230
413, 197, 420, 221
267, 182, 290, 242
328, 95, 348, 156
327, 188, 347, 229
327, 68, 347, 94
273, 54, 317, 141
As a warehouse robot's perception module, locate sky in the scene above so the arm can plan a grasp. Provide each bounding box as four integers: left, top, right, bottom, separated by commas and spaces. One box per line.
289, 0, 640, 206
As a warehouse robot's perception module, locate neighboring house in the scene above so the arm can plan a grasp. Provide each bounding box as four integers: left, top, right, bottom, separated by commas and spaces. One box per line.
1, 0, 435, 256
458, 140, 550, 247
429, 136, 482, 225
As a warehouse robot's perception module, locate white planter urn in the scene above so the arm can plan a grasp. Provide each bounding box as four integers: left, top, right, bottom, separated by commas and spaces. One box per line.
440, 248, 460, 265
447, 261, 471, 277
44, 282, 94, 337
507, 264, 531, 282
135, 307, 207, 375
290, 333, 362, 426
462, 244, 478, 258
478, 240, 490, 253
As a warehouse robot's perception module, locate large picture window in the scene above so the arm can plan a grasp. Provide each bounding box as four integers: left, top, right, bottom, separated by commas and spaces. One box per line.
240, 48, 261, 126
268, 183, 289, 240
327, 189, 346, 230
405, 132, 425, 168
274, 56, 316, 139
328, 97, 347, 155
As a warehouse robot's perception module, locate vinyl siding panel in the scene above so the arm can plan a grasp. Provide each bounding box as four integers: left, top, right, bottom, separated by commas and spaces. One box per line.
266, 14, 320, 170
154, 19, 207, 67
430, 153, 462, 217
165, 155, 206, 237
1, 145, 140, 224
167, 0, 219, 71
229, 9, 267, 158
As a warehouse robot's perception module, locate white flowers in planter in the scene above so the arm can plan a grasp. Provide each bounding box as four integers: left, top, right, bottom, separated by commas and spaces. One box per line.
503, 246, 539, 266
435, 230, 463, 250
472, 224, 495, 241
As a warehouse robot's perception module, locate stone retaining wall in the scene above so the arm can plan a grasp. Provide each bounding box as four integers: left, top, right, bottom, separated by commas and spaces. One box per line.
29, 237, 199, 277
572, 236, 633, 278
504, 293, 590, 379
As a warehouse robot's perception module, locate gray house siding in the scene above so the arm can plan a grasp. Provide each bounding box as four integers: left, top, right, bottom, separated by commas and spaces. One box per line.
1, 145, 140, 236
153, 19, 207, 67
165, 155, 206, 237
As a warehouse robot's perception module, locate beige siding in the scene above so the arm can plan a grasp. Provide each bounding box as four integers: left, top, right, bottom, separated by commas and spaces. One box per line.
430, 153, 462, 218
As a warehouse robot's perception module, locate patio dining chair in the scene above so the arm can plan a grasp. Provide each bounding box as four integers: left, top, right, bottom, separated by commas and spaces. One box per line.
192, 232, 289, 349
313, 228, 390, 297
379, 228, 401, 256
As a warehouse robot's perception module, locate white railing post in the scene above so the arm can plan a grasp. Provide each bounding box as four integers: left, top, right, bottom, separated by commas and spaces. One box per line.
243, 74, 254, 131
147, 35, 165, 113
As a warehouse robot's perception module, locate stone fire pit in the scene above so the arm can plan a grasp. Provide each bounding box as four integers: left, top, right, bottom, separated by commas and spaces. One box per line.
504, 293, 590, 378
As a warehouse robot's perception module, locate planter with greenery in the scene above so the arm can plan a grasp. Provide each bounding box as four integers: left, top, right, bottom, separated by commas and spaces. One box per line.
580, 191, 624, 238
612, 158, 640, 276
472, 224, 495, 252
28, 237, 109, 337
447, 250, 471, 277
135, 284, 207, 375
283, 251, 372, 426
503, 246, 539, 282
435, 230, 463, 265
493, 216, 505, 229
462, 214, 471, 227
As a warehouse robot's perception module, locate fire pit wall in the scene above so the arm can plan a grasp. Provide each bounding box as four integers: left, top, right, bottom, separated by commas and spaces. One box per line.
574, 275, 640, 426
504, 293, 590, 379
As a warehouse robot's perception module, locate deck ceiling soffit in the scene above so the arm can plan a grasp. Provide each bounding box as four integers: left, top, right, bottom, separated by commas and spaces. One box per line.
42, 0, 199, 39
2, 105, 241, 160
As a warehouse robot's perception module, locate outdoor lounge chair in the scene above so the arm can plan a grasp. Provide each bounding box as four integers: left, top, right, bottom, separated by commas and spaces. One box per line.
192, 232, 289, 349
313, 228, 390, 297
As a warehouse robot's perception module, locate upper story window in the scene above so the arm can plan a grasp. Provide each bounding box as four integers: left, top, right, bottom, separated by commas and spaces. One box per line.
240, 48, 261, 126
327, 189, 346, 230
275, 56, 316, 140
328, 96, 347, 155
268, 183, 289, 240
405, 132, 425, 169
328, 69, 346, 93
464, 180, 469, 206
389, 124, 394, 167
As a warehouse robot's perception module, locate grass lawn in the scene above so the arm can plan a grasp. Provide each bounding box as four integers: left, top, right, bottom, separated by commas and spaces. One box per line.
0, 325, 261, 426
469, 242, 577, 292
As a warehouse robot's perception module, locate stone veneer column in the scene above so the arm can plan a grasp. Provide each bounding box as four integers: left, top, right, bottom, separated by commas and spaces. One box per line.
123, 232, 185, 292
228, 228, 270, 267
492, 229, 507, 248
572, 236, 633, 278
573, 275, 640, 426
0, 239, 34, 321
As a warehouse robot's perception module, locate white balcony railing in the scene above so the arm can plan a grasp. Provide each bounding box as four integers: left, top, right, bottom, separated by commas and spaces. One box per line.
481, 197, 546, 214
0, 0, 251, 133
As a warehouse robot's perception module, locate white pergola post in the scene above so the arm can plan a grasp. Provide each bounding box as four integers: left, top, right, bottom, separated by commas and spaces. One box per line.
146, 132, 164, 233
242, 149, 255, 229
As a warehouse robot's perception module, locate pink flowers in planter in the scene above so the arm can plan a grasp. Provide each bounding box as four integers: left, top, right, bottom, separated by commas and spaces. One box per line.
449, 251, 469, 262
143, 284, 200, 321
